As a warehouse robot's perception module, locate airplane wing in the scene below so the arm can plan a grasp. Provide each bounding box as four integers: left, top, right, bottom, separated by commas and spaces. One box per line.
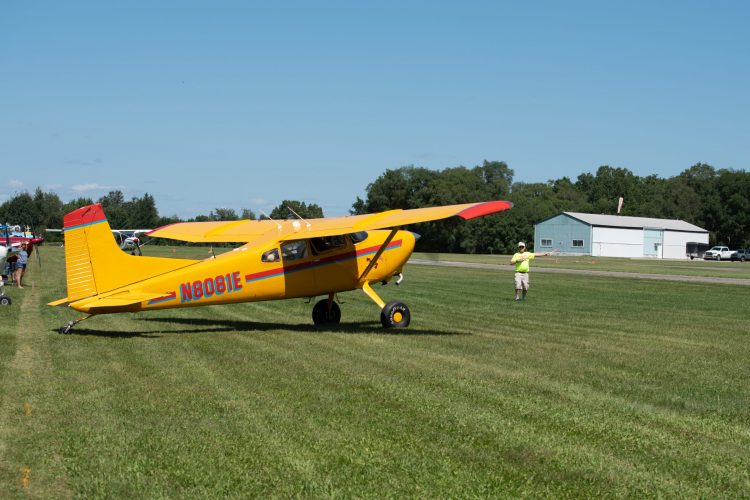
147, 200, 513, 246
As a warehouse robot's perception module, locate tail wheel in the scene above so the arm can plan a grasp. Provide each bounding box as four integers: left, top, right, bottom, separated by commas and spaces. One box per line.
381, 301, 410, 328
312, 299, 341, 326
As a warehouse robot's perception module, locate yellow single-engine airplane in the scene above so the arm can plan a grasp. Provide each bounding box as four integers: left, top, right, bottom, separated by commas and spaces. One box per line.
49, 200, 512, 333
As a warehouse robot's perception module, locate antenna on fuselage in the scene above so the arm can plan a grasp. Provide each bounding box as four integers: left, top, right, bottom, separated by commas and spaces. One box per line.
285, 206, 312, 231
260, 210, 282, 231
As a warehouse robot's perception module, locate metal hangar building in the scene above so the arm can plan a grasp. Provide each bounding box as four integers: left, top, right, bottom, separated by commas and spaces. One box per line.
533, 212, 709, 259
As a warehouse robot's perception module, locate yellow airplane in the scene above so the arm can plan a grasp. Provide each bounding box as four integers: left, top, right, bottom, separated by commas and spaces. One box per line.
49, 200, 513, 333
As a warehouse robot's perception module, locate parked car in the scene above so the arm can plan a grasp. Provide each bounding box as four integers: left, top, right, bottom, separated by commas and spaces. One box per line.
703, 246, 734, 261
731, 249, 749, 262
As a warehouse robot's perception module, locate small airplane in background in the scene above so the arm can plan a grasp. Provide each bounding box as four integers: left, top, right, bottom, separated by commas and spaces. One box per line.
112, 229, 150, 255
1, 224, 44, 255
49, 200, 513, 334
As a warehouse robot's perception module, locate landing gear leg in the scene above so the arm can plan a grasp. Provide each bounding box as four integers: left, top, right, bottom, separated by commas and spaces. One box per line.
312, 293, 341, 326
58, 315, 92, 334
361, 281, 410, 328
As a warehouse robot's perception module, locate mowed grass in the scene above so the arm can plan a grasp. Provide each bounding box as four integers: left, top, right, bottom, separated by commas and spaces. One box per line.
413, 251, 750, 279
1, 246, 749, 497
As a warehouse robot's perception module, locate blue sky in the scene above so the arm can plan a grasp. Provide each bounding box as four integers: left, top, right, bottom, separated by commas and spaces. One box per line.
1, 1, 748, 218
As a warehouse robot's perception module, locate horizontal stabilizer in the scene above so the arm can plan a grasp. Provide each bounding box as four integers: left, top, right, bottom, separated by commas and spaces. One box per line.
66, 291, 172, 310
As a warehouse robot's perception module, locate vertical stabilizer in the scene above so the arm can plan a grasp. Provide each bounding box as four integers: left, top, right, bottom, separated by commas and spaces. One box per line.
56, 204, 199, 304
63, 205, 104, 301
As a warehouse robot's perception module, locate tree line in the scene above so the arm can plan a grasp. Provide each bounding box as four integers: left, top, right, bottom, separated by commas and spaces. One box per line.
2, 161, 747, 253
354, 161, 749, 253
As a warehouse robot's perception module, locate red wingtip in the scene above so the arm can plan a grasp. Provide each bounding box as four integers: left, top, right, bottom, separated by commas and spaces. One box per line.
457, 200, 514, 220
63, 203, 107, 229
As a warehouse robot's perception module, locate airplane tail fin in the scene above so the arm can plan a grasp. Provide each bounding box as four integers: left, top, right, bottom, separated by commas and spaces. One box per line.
53, 204, 197, 305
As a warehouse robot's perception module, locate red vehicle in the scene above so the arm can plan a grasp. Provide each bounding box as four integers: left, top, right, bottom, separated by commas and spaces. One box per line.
1, 224, 44, 255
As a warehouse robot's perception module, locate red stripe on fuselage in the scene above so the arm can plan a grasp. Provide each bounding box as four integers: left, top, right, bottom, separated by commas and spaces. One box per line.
148, 291, 177, 304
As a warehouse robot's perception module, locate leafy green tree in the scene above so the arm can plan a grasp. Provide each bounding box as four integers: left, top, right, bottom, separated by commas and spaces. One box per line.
716, 170, 750, 246
576, 166, 640, 214
212, 208, 239, 221
241, 208, 256, 220
354, 162, 516, 252
0, 192, 36, 227
98, 190, 128, 228
269, 200, 324, 220
128, 193, 159, 228
32, 188, 63, 230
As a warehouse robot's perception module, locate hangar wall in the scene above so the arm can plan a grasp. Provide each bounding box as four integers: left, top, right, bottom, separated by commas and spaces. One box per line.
533, 214, 590, 255
591, 227, 643, 258
534, 213, 710, 259
663, 231, 709, 259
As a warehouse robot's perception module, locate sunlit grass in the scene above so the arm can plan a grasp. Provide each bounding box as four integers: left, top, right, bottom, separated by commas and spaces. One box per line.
1, 246, 749, 497
413, 251, 750, 278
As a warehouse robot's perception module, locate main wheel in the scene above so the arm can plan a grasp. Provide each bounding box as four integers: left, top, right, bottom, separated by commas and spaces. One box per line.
312, 299, 341, 326
380, 301, 410, 328
0, 296, 10, 306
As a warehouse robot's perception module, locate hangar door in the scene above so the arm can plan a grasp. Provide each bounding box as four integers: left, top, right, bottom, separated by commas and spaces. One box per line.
643, 229, 664, 258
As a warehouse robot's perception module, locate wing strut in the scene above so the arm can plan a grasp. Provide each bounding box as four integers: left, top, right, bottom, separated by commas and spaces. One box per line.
358, 228, 398, 283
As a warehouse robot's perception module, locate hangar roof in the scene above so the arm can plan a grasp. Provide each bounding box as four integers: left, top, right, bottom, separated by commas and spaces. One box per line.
561, 212, 708, 232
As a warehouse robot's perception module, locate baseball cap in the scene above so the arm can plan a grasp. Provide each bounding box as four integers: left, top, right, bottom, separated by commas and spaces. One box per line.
517, 241, 526, 247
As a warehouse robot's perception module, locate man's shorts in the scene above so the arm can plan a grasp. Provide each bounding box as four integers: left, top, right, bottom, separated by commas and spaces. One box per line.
514, 272, 529, 290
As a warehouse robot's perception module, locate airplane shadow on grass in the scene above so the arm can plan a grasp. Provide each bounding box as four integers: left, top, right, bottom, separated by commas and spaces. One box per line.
54, 317, 465, 337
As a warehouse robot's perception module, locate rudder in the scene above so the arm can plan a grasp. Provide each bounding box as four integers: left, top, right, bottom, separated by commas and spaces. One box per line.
54, 204, 199, 305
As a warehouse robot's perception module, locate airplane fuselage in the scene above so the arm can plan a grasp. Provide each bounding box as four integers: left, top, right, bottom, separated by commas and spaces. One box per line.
72, 229, 416, 314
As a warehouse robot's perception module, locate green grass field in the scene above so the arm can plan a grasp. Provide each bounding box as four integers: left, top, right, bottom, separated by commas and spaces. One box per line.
1, 246, 749, 497
413, 251, 750, 279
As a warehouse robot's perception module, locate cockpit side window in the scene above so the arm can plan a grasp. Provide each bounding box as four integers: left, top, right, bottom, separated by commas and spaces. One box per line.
349, 231, 368, 244
261, 248, 280, 263
310, 235, 346, 254
281, 240, 308, 261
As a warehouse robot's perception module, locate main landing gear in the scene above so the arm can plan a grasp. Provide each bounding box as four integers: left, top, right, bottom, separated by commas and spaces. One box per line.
312, 294, 342, 326
311, 278, 411, 329
312, 228, 411, 329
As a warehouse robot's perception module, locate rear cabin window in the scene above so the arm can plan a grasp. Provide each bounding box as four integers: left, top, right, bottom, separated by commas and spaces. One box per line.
310, 235, 346, 254
281, 240, 308, 261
